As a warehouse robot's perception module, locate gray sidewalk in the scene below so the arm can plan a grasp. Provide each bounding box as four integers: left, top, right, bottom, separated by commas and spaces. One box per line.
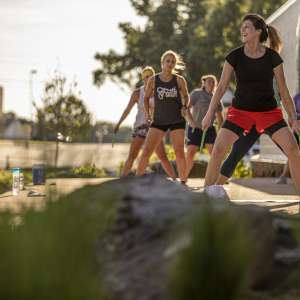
0, 177, 299, 214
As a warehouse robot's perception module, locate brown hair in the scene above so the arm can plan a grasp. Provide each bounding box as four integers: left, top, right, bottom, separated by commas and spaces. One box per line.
161, 50, 185, 74
242, 13, 282, 53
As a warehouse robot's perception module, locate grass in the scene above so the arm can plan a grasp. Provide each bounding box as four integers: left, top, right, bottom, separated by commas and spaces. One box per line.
169, 202, 254, 300
0, 183, 119, 300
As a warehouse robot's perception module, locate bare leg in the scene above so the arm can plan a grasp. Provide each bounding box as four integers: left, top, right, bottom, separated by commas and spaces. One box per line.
205, 143, 214, 154
155, 141, 177, 180
204, 128, 238, 186
170, 129, 187, 182
122, 137, 144, 176
185, 145, 198, 179
216, 174, 229, 185
272, 127, 300, 195
136, 128, 165, 176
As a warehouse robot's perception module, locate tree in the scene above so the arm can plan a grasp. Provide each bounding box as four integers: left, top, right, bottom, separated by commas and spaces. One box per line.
35, 71, 93, 143
93, 0, 286, 90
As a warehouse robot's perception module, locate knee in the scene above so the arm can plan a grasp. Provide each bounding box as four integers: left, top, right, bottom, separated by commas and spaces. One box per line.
211, 144, 227, 160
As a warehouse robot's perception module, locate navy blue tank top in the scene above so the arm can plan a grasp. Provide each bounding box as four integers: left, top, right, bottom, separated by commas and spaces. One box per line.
153, 74, 185, 125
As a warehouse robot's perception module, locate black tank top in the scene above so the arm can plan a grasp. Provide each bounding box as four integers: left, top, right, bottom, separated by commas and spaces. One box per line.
153, 74, 185, 125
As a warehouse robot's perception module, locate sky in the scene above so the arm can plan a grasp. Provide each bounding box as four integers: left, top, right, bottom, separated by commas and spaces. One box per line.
0, 0, 145, 125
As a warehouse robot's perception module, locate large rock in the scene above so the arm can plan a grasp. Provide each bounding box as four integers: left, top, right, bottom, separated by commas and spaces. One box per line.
98, 175, 299, 300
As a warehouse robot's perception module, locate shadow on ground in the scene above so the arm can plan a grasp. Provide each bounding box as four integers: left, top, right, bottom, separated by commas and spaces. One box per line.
231, 178, 298, 196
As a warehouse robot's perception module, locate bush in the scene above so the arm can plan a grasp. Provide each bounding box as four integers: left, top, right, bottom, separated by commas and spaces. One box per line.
71, 164, 107, 177
169, 203, 253, 300
116, 161, 125, 177
46, 165, 108, 179
0, 184, 118, 299
232, 160, 252, 179
0, 170, 12, 194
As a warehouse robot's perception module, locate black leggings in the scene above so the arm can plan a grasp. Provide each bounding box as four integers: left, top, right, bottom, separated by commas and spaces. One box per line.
220, 126, 260, 178
220, 124, 299, 178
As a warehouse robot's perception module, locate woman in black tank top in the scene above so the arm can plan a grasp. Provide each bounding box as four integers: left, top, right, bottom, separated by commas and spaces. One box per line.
114, 66, 177, 179
136, 50, 194, 183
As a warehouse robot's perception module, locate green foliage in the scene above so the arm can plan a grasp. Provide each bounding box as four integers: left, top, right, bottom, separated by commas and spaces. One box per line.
46, 165, 108, 179
94, 0, 285, 90
35, 70, 93, 142
0, 184, 118, 300
116, 161, 125, 177
72, 164, 108, 178
169, 203, 253, 300
0, 170, 12, 194
232, 160, 252, 179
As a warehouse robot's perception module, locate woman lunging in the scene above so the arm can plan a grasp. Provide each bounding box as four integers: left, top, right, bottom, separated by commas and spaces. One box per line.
202, 13, 300, 194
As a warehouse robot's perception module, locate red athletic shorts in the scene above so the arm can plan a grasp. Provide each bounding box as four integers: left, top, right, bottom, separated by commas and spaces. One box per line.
226, 106, 284, 134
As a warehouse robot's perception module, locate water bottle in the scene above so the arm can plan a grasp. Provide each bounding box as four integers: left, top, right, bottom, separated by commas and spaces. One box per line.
19, 171, 24, 191
12, 168, 20, 196
32, 165, 45, 185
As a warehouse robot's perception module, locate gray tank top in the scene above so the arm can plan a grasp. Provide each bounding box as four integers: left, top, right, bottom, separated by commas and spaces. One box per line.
153, 74, 185, 125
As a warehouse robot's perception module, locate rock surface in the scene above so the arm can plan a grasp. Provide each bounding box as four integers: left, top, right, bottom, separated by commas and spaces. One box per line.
98, 175, 300, 300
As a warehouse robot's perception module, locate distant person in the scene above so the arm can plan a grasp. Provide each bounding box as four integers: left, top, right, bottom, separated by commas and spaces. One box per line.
185, 74, 223, 179
114, 66, 176, 179
136, 50, 194, 184
201, 13, 300, 195
276, 91, 300, 184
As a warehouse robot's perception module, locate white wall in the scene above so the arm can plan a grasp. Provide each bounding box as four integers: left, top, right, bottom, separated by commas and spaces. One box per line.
0, 140, 130, 170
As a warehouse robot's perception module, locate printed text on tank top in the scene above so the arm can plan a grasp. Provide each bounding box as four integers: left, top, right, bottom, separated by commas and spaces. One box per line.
157, 87, 178, 100
156, 74, 179, 101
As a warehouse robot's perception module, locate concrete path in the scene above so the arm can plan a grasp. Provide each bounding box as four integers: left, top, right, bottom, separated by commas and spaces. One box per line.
0, 177, 299, 214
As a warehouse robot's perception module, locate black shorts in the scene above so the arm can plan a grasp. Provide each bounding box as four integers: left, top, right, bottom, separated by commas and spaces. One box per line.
186, 126, 217, 147
150, 121, 186, 132
222, 119, 288, 137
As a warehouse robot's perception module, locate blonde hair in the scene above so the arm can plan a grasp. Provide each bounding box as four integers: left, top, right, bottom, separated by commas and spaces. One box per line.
141, 66, 155, 79
161, 50, 185, 74
200, 74, 218, 93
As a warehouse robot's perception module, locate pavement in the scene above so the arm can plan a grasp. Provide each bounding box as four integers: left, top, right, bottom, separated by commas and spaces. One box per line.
0, 177, 299, 214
